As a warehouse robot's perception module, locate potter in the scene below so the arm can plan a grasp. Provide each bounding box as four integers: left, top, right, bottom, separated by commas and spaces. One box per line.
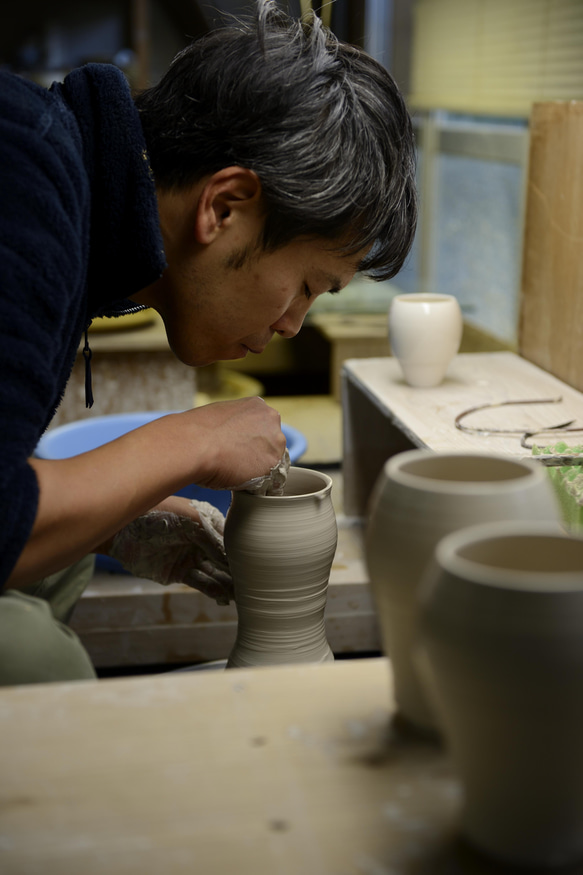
224, 467, 336, 668
0, 0, 417, 684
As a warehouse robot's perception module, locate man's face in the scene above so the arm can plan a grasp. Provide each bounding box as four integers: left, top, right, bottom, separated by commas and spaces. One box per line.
143, 232, 361, 368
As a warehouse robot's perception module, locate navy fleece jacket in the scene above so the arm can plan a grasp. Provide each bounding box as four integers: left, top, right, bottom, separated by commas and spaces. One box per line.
0, 64, 167, 586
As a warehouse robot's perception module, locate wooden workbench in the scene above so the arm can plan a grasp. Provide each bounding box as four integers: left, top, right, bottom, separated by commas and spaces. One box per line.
0, 655, 540, 875
342, 351, 583, 517
2, 657, 577, 874
308, 313, 513, 402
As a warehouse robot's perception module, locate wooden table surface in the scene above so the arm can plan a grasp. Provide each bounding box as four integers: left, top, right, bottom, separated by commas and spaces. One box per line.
1, 657, 578, 875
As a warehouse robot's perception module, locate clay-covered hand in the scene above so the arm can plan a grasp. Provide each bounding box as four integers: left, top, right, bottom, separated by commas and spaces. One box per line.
108, 500, 233, 605
182, 397, 286, 490
233, 448, 290, 495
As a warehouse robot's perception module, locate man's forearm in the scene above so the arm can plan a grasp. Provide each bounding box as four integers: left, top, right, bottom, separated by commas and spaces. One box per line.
6, 399, 285, 589
7, 414, 196, 588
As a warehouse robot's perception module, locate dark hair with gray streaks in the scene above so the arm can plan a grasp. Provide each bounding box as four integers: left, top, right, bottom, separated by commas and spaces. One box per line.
135, 0, 417, 280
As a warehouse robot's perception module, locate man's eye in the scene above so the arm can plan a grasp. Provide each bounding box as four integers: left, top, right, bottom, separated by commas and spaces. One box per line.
304, 283, 313, 300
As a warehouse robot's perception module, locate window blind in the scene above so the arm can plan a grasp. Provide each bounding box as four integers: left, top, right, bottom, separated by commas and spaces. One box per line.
409, 0, 583, 117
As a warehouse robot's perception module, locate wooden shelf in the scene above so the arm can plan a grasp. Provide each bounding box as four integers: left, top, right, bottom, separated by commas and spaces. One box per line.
342, 351, 583, 517
309, 312, 514, 402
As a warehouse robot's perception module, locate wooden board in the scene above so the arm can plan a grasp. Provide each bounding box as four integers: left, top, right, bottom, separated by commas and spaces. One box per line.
519, 101, 583, 391
1, 657, 570, 874
342, 351, 583, 516
0, 658, 463, 875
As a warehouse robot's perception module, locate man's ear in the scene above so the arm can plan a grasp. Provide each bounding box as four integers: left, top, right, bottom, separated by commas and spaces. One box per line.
194, 166, 262, 244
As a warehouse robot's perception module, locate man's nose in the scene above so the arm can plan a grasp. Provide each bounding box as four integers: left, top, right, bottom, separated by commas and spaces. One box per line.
271, 299, 311, 339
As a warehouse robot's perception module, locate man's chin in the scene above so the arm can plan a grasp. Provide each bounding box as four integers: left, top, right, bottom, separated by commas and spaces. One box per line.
174, 346, 250, 368
227, 344, 251, 361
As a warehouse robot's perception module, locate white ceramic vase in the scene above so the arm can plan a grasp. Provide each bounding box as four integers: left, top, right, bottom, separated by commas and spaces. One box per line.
416, 521, 583, 868
364, 449, 561, 732
224, 467, 336, 668
388, 293, 463, 388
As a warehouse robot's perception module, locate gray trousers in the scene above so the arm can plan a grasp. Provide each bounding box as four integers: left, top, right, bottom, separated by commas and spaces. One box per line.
0, 555, 97, 686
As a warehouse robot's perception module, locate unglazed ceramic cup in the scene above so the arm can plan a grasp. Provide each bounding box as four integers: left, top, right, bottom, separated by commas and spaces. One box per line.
364, 449, 561, 732
224, 467, 336, 668
388, 293, 463, 387
416, 521, 583, 868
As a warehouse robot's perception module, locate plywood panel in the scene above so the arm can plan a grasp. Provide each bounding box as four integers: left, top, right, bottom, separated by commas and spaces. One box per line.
519, 101, 583, 390
342, 352, 583, 516
0, 659, 467, 875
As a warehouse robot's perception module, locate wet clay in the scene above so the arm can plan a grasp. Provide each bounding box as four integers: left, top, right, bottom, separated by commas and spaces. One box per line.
224, 467, 336, 668
242, 449, 290, 496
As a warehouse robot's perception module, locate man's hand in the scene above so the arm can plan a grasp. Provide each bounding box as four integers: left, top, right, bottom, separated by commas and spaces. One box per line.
108, 497, 233, 605
180, 397, 286, 490
12, 398, 285, 588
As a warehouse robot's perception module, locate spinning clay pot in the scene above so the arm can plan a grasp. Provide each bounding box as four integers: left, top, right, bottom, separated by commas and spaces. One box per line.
224, 467, 336, 668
